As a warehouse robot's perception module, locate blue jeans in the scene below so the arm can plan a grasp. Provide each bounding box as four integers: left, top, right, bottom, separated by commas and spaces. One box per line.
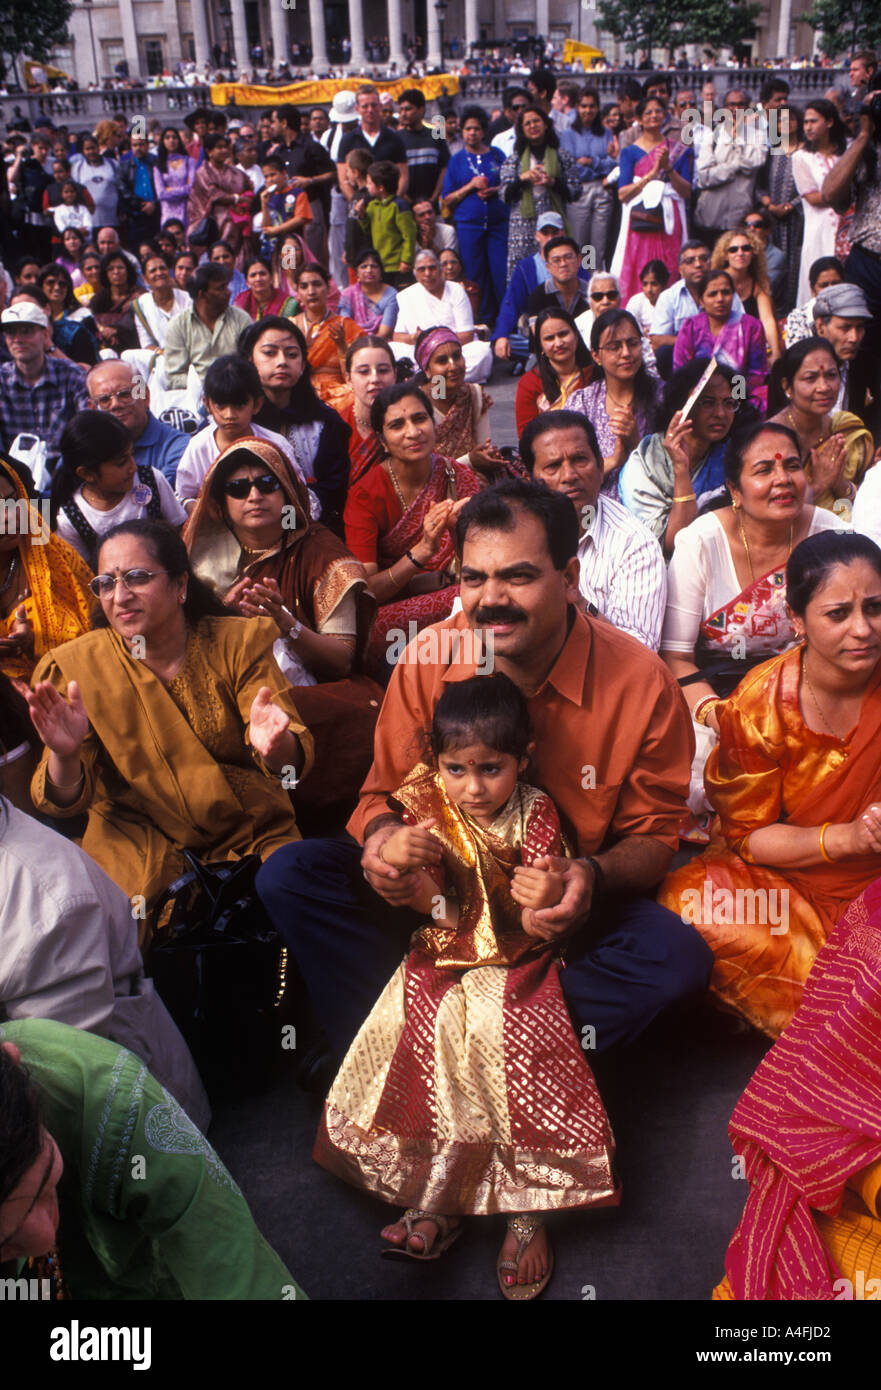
257, 837, 713, 1056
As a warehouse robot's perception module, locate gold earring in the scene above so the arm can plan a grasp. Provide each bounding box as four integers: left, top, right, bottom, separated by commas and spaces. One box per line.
732, 499, 739, 510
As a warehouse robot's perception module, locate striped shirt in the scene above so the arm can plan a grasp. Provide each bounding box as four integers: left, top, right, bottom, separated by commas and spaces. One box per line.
578, 492, 667, 651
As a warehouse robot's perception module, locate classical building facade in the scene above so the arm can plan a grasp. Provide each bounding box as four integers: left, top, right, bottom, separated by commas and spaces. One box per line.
52, 0, 826, 88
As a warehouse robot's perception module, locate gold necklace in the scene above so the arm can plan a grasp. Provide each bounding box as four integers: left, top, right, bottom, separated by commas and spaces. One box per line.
605, 387, 634, 411
787, 406, 831, 451
384, 458, 409, 509
801, 649, 840, 739
353, 407, 372, 434
738, 516, 793, 585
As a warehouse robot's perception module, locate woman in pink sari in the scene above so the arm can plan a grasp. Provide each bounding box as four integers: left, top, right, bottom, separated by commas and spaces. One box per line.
186, 134, 254, 264
343, 382, 483, 681
713, 875, 881, 1301
611, 97, 693, 304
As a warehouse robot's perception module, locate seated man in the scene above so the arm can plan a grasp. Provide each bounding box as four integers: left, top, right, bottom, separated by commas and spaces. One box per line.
520, 410, 666, 650
523, 234, 590, 326
782, 255, 844, 347
811, 282, 878, 437
257, 478, 711, 1094
87, 359, 190, 487
412, 199, 458, 255
391, 248, 491, 383
492, 211, 564, 368
0, 1021, 304, 1299
0, 795, 209, 1130
163, 263, 252, 390
0, 303, 89, 458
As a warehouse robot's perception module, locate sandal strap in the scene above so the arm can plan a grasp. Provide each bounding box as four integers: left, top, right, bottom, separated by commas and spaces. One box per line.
506, 1213, 544, 1263
401, 1208, 449, 1251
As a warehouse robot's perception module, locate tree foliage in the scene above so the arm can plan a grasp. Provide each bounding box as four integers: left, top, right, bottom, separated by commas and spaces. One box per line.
0, 0, 73, 81
804, 0, 881, 58
596, 0, 759, 58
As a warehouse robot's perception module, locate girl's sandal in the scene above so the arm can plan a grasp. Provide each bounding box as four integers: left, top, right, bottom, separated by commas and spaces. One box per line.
496, 1214, 554, 1301
381, 1209, 464, 1261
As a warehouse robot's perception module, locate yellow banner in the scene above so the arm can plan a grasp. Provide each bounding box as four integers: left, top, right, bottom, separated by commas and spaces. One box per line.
210, 73, 460, 107
562, 40, 606, 65
23, 59, 72, 90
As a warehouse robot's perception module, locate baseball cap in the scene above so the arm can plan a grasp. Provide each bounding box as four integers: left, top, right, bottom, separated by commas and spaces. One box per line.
536, 212, 565, 231
2, 303, 49, 330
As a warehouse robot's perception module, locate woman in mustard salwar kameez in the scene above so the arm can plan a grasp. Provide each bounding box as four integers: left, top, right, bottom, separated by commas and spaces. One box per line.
20, 520, 311, 945
659, 531, 881, 1038
315, 675, 618, 1300
0, 456, 93, 681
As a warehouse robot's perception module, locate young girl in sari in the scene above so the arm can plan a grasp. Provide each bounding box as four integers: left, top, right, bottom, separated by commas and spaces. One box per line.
315, 673, 618, 1300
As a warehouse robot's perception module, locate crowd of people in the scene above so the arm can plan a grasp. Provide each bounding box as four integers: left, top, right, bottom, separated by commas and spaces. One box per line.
2, 53, 881, 1306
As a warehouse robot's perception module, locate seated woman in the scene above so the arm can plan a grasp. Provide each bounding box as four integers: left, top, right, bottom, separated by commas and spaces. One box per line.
338, 248, 398, 339
0, 455, 93, 682
240, 316, 351, 534
439, 247, 481, 321
56, 225, 88, 283
234, 254, 296, 321
660, 421, 847, 826
343, 382, 482, 681
22, 519, 311, 936
514, 307, 593, 436
658, 529, 881, 1038
291, 262, 361, 413
73, 246, 102, 306
52, 413, 187, 566
768, 337, 874, 520
89, 250, 141, 354
414, 327, 509, 480
271, 232, 341, 314
133, 250, 190, 353
340, 335, 397, 486
711, 227, 782, 363
672, 270, 768, 413
186, 438, 381, 820
0, 1020, 303, 1298
568, 308, 660, 486
712, 880, 881, 1302
619, 358, 743, 556
36, 263, 100, 367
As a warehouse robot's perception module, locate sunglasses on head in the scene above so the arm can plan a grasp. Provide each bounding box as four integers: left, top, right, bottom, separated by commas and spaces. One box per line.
223, 473, 281, 499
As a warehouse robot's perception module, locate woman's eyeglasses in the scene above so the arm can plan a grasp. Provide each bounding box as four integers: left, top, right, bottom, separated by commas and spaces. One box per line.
89, 568, 166, 598
728, 243, 752, 254
591, 290, 618, 302
223, 474, 282, 499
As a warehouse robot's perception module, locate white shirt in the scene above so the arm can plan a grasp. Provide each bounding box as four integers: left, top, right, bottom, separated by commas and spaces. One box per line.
0, 799, 209, 1131
395, 278, 475, 338
491, 128, 517, 159
853, 464, 881, 548
133, 287, 190, 350
174, 421, 315, 508
578, 493, 667, 651
661, 507, 849, 653
236, 160, 265, 193
56, 467, 187, 561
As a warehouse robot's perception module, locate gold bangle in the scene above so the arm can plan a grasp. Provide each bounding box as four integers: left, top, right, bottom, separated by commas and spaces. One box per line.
47, 769, 84, 790
818, 822, 833, 864
693, 696, 719, 727
672, 493, 697, 503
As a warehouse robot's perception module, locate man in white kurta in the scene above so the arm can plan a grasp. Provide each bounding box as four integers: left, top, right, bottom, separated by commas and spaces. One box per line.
391, 249, 492, 382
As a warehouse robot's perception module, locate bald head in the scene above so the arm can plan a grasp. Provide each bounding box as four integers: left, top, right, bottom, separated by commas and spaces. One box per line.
87, 360, 150, 439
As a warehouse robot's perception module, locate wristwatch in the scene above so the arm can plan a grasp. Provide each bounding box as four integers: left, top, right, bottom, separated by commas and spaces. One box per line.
280, 606, 303, 644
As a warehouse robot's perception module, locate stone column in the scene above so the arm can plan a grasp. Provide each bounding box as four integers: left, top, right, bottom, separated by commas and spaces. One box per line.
269, 0, 289, 73
308, 0, 329, 71
426, 0, 441, 69
536, 0, 549, 45
189, 0, 212, 69
387, 0, 406, 70
118, 0, 142, 77
775, 0, 792, 61
464, 0, 478, 54
230, 0, 250, 74
348, 0, 367, 71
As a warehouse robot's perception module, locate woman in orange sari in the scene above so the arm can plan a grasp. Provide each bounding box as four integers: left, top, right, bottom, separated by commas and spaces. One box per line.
659, 530, 881, 1038
0, 455, 92, 681
292, 263, 360, 413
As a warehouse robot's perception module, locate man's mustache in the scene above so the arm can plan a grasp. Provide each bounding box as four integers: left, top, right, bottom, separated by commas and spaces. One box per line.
474, 607, 527, 625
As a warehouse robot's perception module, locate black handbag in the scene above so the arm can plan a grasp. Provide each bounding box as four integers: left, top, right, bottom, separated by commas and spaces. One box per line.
629, 201, 664, 234
145, 852, 289, 1098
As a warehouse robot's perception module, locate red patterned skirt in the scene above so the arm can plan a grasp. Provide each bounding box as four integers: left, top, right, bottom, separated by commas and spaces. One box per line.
314, 949, 619, 1215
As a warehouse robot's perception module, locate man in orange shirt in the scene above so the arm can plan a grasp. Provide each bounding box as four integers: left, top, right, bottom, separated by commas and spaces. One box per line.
258, 480, 712, 1059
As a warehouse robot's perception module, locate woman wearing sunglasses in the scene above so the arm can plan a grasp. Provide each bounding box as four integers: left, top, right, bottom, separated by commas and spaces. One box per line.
21, 518, 309, 942
51, 413, 188, 566
185, 438, 382, 821
711, 228, 781, 362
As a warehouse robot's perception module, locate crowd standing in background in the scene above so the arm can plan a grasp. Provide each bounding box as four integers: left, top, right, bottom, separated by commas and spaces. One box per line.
2, 55, 881, 1306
